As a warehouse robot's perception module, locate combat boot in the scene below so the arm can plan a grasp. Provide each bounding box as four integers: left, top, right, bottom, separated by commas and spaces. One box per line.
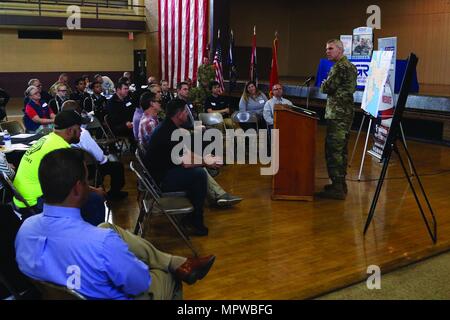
324, 180, 348, 194
317, 181, 346, 200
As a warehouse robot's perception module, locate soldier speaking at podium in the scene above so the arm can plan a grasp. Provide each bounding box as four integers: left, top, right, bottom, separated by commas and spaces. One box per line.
318, 39, 357, 200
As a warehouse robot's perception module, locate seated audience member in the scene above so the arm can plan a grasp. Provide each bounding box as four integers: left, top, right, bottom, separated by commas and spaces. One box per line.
49, 83, 69, 114
204, 81, 234, 129
176, 81, 196, 128
160, 79, 174, 110
128, 77, 146, 141
144, 99, 213, 236
123, 72, 136, 92
147, 76, 157, 86
263, 83, 293, 128
23, 85, 55, 133
49, 73, 72, 97
138, 91, 162, 150
239, 81, 268, 129
70, 78, 89, 110
62, 100, 128, 200
24, 79, 52, 108
145, 99, 241, 236
149, 84, 165, 120
102, 75, 115, 95
82, 74, 91, 93
106, 80, 136, 148
15, 148, 215, 300
83, 81, 107, 121
13, 110, 105, 225
140, 93, 241, 208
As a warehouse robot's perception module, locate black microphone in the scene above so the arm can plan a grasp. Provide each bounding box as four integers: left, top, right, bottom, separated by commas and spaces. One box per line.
302, 76, 315, 86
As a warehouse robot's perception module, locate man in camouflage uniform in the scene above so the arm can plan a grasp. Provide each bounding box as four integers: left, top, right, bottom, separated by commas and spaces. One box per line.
318, 39, 357, 200
190, 57, 215, 115
197, 57, 215, 86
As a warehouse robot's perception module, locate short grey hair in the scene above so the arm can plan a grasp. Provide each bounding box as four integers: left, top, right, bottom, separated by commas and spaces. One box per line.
24, 85, 38, 97
327, 39, 344, 50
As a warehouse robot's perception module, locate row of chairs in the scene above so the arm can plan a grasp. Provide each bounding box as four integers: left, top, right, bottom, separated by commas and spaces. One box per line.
199, 111, 260, 131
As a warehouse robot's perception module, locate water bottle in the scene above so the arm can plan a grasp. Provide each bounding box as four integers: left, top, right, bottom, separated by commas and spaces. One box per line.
3, 130, 11, 148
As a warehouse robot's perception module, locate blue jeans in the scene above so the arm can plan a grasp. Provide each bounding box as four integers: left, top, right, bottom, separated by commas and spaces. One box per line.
160, 166, 207, 224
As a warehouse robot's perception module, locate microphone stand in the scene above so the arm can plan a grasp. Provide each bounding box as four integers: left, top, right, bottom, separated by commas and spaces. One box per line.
305, 81, 311, 110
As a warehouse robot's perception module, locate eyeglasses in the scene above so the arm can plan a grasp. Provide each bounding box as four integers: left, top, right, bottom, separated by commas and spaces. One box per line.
58, 90, 67, 92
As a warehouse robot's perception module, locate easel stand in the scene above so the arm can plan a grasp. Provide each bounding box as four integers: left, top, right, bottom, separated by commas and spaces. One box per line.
349, 113, 413, 180
363, 135, 437, 243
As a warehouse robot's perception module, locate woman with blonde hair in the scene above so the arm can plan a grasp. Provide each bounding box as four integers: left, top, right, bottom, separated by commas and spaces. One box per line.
23, 85, 55, 133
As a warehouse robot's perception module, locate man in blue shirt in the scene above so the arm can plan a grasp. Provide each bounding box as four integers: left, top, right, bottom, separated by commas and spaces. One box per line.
15, 148, 215, 300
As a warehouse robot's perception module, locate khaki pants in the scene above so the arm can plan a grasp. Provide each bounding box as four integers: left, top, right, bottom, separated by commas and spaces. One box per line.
206, 169, 226, 202
98, 223, 183, 300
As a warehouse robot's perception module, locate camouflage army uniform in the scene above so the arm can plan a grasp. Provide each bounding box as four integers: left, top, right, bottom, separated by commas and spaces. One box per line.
193, 63, 215, 114
320, 56, 357, 197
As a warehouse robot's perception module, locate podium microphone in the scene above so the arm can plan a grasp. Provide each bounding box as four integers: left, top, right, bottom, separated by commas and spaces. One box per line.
301, 76, 315, 110
302, 76, 315, 86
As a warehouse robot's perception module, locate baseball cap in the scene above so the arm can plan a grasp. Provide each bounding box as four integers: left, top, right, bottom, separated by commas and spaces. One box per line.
54, 110, 89, 130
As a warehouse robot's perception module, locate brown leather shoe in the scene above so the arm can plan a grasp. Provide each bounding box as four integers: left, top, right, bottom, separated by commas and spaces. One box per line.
175, 255, 216, 285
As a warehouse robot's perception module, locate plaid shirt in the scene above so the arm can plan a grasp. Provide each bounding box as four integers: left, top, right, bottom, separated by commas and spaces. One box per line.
138, 113, 159, 149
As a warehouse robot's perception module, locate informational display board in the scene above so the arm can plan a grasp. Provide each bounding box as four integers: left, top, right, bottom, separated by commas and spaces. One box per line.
352, 27, 373, 60
378, 37, 397, 98
340, 35, 353, 57
361, 50, 394, 118
368, 37, 398, 159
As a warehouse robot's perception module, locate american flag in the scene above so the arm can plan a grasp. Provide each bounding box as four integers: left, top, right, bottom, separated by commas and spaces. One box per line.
213, 32, 225, 92
158, 0, 209, 88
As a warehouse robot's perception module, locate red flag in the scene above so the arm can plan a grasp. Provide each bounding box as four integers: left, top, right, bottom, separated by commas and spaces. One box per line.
269, 33, 279, 97
249, 26, 258, 86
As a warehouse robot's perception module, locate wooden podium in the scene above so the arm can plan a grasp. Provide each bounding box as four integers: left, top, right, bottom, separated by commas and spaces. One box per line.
272, 105, 317, 201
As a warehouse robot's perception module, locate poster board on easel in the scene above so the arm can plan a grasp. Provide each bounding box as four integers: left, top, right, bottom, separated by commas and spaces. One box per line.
368, 37, 398, 160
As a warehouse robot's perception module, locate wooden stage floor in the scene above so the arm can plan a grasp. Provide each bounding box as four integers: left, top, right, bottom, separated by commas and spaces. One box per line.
111, 126, 450, 299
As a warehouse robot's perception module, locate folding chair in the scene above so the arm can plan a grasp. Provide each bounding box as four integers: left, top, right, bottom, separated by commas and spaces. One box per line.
231, 111, 259, 131
0, 121, 25, 135
30, 279, 86, 300
0, 172, 35, 219
129, 160, 198, 256
231, 111, 260, 160
199, 112, 226, 132
86, 116, 123, 159
103, 115, 129, 157
134, 148, 187, 198
82, 149, 101, 188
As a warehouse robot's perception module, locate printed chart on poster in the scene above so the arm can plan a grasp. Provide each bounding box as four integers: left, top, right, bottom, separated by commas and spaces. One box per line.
368, 37, 398, 159
361, 50, 394, 118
